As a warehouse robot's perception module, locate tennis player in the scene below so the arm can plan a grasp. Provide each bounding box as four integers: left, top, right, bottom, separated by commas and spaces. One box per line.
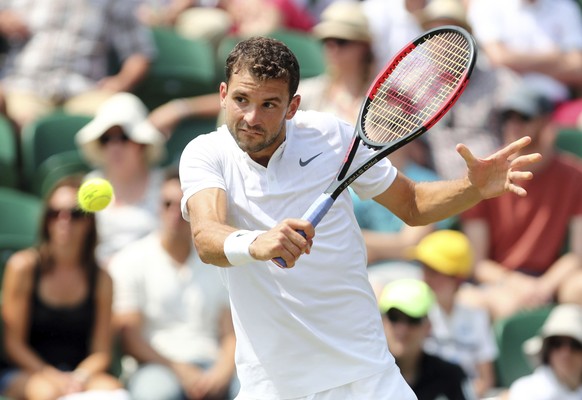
179, 37, 540, 400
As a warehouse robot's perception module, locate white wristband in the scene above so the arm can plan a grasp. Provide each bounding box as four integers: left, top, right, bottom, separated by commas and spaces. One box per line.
224, 230, 264, 265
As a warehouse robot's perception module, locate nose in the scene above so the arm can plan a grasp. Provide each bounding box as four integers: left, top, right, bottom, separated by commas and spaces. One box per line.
243, 105, 261, 126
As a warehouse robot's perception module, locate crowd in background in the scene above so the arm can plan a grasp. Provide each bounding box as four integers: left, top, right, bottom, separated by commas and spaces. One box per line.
0, 0, 582, 399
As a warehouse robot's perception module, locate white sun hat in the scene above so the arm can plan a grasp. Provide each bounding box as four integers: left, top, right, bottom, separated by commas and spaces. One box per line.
76, 92, 167, 167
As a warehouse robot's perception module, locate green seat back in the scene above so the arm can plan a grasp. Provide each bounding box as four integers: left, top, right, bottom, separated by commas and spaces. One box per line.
134, 27, 218, 110
556, 128, 582, 158
163, 117, 218, 166
494, 306, 553, 388
20, 113, 92, 193
0, 187, 42, 278
0, 115, 18, 188
34, 151, 91, 199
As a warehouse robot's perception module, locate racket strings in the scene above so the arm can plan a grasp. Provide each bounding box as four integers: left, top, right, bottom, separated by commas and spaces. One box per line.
364, 31, 471, 144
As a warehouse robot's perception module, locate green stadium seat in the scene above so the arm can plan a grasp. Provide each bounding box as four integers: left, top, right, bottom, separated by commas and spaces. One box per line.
556, 128, 582, 158
134, 27, 218, 110
34, 151, 91, 199
162, 117, 218, 166
0, 187, 42, 280
493, 305, 553, 388
0, 115, 19, 189
20, 113, 92, 194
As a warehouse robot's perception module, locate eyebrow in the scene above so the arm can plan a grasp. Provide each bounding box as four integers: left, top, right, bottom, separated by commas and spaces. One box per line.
231, 88, 285, 104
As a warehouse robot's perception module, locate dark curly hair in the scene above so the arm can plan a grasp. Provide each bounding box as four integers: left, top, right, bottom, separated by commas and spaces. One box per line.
225, 36, 301, 101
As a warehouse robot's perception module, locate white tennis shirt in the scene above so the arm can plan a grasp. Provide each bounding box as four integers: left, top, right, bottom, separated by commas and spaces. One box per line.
180, 110, 399, 398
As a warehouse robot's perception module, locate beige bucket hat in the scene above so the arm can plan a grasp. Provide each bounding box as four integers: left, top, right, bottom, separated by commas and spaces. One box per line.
76, 92, 166, 167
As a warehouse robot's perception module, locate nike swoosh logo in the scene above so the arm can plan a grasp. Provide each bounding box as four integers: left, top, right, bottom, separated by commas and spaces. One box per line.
299, 152, 323, 167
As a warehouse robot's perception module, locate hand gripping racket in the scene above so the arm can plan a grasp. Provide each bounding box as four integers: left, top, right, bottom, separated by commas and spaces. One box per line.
273, 26, 477, 268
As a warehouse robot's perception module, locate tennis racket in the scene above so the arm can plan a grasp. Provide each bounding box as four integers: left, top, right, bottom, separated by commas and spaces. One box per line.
273, 25, 477, 268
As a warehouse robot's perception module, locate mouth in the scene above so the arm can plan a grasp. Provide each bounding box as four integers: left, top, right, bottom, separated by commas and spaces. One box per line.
238, 125, 264, 136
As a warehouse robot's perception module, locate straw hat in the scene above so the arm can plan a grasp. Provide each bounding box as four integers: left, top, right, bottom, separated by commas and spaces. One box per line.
313, 1, 371, 43
418, 0, 472, 33
76, 92, 166, 167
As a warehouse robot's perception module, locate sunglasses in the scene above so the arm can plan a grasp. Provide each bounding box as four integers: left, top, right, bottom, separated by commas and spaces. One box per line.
98, 132, 130, 146
547, 336, 582, 352
386, 309, 424, 326
323, 38, 353, 47
46, 208, 87, 221
500, 111, 532, 124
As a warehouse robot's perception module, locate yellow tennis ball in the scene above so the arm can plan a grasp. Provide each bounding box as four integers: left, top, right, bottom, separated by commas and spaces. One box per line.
77, 178, 114, 212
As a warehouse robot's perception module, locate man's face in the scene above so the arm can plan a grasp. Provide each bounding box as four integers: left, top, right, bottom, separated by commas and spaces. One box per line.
501, 111, 548, 150
220, 69, 300, 165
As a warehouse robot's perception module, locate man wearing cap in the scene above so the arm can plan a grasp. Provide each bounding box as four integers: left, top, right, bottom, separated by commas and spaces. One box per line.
505, 304, 582, 399
461, 84, 582, 320
379, 279, 477, 400
413, 230, 497, 398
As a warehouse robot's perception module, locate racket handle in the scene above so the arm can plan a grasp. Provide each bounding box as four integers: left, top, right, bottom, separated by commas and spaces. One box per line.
272, 194, 334, 269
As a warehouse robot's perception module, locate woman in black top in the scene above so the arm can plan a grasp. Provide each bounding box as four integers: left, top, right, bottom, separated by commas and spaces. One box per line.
0, 176, 126, 399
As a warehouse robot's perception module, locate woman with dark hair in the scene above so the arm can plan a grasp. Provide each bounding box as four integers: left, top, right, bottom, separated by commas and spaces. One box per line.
0, 176, 128, 400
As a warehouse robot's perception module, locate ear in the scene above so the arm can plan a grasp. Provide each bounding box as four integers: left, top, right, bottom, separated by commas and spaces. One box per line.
219, 82, 228, 109
285, 94, 301, 120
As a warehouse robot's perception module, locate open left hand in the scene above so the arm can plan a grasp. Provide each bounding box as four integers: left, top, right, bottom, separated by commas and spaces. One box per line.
457, 136, 542, 199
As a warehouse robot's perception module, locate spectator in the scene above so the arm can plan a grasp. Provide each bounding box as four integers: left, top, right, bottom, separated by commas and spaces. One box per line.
298, 1, 375, 125
504, 304, 582, 400
136, 0, 233, 51
108, 168, 237, 400
460, 84, 582, 320
412, 230, 497, 398
362, 0, 423, 74
223, 0, 315, 38
75, 92, 167, 267
467, 0, 582, 102
0, 175, 128, 400
147, 93, 221, 139
379, 279, 477, 400
0, 0, 155, 133
418, 0, 523, 180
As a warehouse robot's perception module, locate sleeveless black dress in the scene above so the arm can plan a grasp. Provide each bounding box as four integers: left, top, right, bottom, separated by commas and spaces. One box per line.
27, 264, 97, 371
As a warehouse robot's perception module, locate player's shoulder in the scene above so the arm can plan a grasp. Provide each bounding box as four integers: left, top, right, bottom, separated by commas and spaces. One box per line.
293, 109, 351, 126
182, 125, 232, 154
291, 110, 353, 139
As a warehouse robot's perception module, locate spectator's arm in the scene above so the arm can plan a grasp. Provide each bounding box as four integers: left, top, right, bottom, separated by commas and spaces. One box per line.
74, 269, 115, 379
2, 250, 49, 373
361, 224, 435, 265
98, 54, 151, 92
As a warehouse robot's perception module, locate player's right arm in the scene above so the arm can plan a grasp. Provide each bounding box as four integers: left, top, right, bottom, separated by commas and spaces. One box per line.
186, 188, 313, 268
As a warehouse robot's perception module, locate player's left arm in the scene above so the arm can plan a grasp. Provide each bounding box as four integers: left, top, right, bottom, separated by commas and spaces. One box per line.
374, 136, 541, 226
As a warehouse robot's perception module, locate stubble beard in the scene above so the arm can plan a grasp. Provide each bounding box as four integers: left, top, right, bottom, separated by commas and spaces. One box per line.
231, 120, 286, 154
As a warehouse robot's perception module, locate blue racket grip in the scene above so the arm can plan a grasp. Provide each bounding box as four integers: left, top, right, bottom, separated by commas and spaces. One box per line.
272, 194, 334, 269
